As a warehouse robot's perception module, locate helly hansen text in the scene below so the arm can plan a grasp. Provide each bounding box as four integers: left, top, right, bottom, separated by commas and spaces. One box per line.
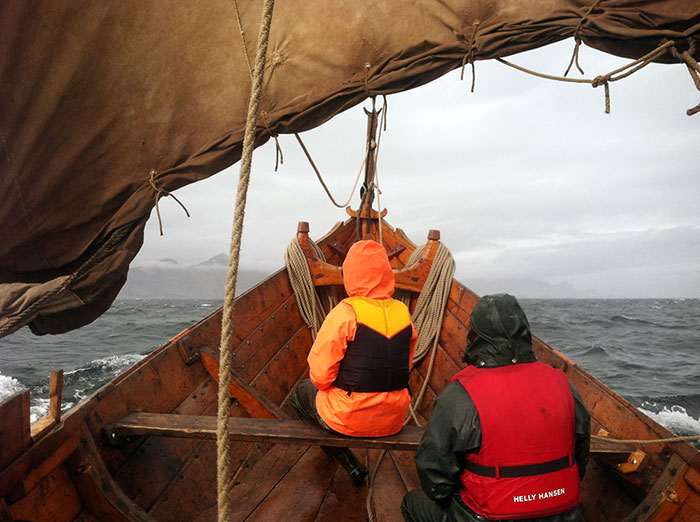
513, 489, 565, 503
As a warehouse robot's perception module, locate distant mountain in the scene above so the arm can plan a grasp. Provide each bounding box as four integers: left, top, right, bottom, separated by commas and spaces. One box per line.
119, 254, 271, 299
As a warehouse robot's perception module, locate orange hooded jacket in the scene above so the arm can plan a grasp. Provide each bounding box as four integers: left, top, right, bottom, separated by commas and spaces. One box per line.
308, 240, 417, 437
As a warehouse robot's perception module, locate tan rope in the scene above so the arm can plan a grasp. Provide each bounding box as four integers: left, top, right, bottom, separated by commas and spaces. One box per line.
294, 133, 367, 208
232, 0, 254, 79
216, 1, 275, 521
564, 0, 604, 77
284, 236, 338, 339
591, 434, 700, 444
149, 169, 190, 236
497, 39, 676, 114
671, 41, 700, 116
398, 243, 456, 364
460, 21, 480, 92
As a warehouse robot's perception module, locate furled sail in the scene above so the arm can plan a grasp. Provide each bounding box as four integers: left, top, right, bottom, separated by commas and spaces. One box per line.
1, 1, 698, 337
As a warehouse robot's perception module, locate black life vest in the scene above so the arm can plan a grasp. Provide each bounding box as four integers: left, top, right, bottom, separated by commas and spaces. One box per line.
333, 296, 412, 393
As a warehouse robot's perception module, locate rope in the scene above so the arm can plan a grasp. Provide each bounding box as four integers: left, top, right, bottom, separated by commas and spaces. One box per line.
0, 226, 130, 338
294, 133, 367, 208
460, 21, 480, 92
591, 434, 700, 444
671, 41, 700, 116
398, 243, 456, 364
497, 39, 676, 114
216, 1, 275, 521
284, 237, 338, 339
149, 169, 190, 236
564, 0, 603, 77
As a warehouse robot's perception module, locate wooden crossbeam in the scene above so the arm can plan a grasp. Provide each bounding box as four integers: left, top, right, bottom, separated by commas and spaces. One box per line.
106, 413, 424, 451
106, 412, 642, 462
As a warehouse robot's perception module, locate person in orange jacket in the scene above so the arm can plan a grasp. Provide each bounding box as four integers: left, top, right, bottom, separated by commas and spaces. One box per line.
290, 239, 418, 484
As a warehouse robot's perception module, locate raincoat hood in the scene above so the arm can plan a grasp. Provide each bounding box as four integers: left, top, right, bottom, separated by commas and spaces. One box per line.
342, 240, 395, 299
462, 293, 537, 368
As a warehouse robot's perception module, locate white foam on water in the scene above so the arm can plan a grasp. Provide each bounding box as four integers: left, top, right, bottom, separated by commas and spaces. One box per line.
0, 372, 26, 402
639, 405, 700, 436
64, 353, 145, 376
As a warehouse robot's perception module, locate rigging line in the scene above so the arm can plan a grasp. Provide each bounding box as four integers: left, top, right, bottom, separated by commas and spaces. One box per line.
232, 0, 254, 79
497, 39, 675, 114
216, 1, 275, 521
371, 96, 389, 245
294, 132, 367, 208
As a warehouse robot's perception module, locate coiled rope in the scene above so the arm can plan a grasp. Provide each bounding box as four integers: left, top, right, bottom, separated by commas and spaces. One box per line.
216, 1, 275, 521
284, 236, 338, 339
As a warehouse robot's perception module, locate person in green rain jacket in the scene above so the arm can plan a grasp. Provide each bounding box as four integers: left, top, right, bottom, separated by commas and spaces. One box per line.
402, 294, 590, 522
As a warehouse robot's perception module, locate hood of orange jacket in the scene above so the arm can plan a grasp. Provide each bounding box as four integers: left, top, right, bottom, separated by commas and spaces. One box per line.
342, 240, 394, 299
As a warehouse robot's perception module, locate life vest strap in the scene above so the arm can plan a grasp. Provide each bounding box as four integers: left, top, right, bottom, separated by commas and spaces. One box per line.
464, 454, 573, 479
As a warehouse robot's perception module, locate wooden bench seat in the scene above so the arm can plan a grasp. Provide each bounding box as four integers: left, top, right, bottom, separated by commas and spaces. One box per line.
106, 413, 425, 451
106, 413, 641, 462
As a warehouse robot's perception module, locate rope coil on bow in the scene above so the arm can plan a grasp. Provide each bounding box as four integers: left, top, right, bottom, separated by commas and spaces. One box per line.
149, 169, 190, 235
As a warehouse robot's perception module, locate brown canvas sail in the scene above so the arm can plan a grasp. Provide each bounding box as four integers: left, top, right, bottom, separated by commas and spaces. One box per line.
1, 0, 699, 337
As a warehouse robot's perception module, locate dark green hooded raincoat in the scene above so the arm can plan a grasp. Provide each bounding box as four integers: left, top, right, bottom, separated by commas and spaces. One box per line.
402, 294, 590, 522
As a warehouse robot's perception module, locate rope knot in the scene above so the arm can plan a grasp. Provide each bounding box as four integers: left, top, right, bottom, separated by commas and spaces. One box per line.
149, 168, 190, 236
459, 21, 480, 92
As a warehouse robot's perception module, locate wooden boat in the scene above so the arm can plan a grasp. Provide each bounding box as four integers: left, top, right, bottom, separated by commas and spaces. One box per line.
2, 2, 700, 521
1, 211, 699, 522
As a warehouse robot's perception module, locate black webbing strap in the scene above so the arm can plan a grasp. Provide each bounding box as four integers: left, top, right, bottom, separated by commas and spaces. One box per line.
464, 454, 573, 479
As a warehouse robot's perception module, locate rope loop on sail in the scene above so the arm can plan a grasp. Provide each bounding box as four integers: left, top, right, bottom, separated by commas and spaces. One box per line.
671, 40, 700, 116
149, 169, 190, 236
564, 0, 604, 77
216, 1, 275, 521
284, 236, 338, 339
460, 21, 480, 92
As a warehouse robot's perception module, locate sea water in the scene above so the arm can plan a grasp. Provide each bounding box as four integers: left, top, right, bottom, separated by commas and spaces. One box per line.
1, 298, 698, 439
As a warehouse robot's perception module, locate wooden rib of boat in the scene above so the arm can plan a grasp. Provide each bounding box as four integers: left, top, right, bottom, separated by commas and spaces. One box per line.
1, 214, 699, 522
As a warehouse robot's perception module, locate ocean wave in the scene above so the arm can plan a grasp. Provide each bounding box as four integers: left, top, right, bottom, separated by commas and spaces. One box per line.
611, 315, 663, 327
0, 372, 26, 403
64, 353, 145, 377
638, 404, 700, 438
610, 315, 688, 330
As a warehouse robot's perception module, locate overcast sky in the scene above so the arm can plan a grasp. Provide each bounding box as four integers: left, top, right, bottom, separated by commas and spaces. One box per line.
133, 41, 700, 298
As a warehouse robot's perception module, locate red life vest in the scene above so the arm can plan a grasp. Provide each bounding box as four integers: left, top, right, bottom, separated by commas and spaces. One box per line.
452, 362, 580, 520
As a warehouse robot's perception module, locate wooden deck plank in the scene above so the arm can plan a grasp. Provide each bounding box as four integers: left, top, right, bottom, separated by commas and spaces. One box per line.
107, 414, 425, 451
113, 378, 218, 511
367, 449, 408, 522
246, 447, 338, 522
193, 444, 309, 522
313, 450, 370, 522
